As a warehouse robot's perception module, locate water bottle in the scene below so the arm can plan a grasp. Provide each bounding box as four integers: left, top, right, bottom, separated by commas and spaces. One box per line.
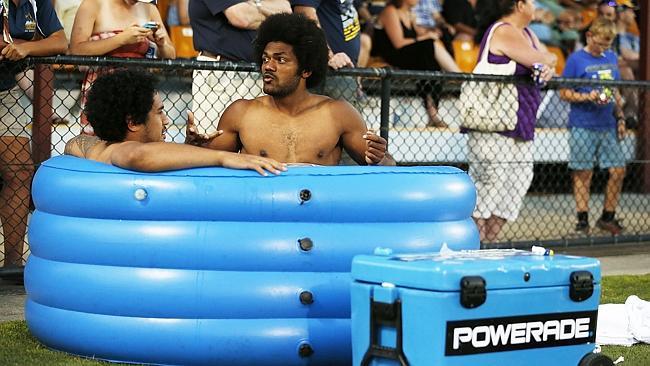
598, 87, 613, 104
532, 63, 545, 87
145, 41, 157, 59
598, 73, 614, 104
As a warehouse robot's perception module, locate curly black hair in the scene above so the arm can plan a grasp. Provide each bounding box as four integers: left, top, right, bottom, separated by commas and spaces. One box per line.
254, 13, 329, 89
84, 69, 156, 143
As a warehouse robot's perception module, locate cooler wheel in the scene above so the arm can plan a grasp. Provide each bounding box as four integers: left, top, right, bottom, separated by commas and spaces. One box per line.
579, 353, 614, 366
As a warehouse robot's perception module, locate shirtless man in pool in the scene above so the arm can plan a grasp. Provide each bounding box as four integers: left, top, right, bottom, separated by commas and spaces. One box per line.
64, 69, 285, 176
196, 13, 395, 166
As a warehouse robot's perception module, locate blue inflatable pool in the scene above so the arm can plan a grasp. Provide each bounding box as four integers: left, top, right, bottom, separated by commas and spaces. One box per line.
25, 156, 479, 365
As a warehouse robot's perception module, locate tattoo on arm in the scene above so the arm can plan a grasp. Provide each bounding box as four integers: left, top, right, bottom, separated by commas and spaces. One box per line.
64, 135, 99, 157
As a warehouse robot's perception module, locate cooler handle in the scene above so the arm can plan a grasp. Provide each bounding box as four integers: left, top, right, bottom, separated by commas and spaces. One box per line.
360, 299, 409, 366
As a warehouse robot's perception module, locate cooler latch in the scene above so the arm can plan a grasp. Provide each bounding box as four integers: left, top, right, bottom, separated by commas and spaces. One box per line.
570, 271, 594, 302
460, 276, 486, 309
361, 299, 408, 366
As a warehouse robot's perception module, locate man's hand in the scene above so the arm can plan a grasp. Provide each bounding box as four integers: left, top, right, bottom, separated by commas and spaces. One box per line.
185, 110, 223, 147
0, 42, 30, 61
328, 52, 354, 70
221, 152, 287, 176
363, 130, 387, 165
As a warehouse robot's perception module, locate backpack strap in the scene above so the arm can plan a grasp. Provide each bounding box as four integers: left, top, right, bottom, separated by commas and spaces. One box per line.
477, 21, 505, 64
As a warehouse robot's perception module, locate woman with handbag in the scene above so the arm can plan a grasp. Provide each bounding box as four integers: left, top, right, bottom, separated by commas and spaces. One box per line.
466, 0, 555, 243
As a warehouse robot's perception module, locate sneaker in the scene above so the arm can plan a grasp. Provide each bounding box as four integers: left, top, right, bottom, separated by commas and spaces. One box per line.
596, 218, 624, 236
575, 221, 590, 235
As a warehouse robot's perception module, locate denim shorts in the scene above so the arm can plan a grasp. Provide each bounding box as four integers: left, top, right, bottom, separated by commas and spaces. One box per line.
568, 127, 626, 170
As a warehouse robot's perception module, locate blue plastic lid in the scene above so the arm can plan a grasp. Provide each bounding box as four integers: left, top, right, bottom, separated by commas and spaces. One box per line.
351, 249, 601, 291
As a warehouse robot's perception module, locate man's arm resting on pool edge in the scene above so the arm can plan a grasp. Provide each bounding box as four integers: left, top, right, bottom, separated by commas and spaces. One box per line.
64, 137, 286, 175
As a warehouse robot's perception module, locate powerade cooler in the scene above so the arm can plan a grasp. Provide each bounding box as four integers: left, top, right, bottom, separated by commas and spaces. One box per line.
351, 249, 611, 366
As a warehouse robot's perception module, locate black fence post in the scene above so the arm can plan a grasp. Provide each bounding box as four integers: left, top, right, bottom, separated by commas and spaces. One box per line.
32, 63, 53, 166
639, 2, 650, 193
380, 70, 392, 142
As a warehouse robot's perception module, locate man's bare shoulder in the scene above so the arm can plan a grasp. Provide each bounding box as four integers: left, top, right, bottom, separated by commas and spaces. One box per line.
324, 97, 363, 119
64, 136, 145, 166
296, 94, 352, 112
224, 97, 267, 113
326, 97, 357, 110
64, 135, 102, 157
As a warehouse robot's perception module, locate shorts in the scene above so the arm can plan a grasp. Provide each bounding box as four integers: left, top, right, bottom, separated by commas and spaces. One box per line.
568, 127, 626, 170
0, 86, 30, 139
467, 132, 533, 222
191, 55, 263, 136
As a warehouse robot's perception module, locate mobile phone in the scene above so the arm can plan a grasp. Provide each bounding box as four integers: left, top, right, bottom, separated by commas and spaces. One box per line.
142, 21, 159, 31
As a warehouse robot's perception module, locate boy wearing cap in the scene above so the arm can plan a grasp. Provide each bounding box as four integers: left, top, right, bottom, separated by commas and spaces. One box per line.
560, 18, 627, 236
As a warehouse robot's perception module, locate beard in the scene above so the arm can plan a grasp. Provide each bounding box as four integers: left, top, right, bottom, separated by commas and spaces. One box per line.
264, 74, 302, 98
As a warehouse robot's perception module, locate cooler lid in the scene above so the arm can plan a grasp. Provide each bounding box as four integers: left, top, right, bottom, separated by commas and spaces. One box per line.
351, 249, 601, 292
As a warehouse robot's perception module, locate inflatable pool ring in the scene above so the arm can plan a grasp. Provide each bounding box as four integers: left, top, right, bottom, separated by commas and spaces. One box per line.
25, 156, 479, 365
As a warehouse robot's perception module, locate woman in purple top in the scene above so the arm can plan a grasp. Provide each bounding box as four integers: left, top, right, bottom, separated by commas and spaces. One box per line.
468, 0, 555, 243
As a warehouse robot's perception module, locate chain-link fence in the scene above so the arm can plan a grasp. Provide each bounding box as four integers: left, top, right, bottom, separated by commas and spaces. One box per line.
1, 56, 649, 271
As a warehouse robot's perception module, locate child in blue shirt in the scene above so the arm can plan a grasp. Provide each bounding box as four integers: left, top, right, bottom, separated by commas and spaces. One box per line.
560, 17, 626, 236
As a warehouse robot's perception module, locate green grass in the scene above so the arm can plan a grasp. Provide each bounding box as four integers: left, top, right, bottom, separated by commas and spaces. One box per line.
0, 320, 119, 365
1, 275, 650, 365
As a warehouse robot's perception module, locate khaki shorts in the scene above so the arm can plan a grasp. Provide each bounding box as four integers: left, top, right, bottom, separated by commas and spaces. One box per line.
0, 86, 30, 138
191, 55, 263, 136
467, 132, 533, 222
